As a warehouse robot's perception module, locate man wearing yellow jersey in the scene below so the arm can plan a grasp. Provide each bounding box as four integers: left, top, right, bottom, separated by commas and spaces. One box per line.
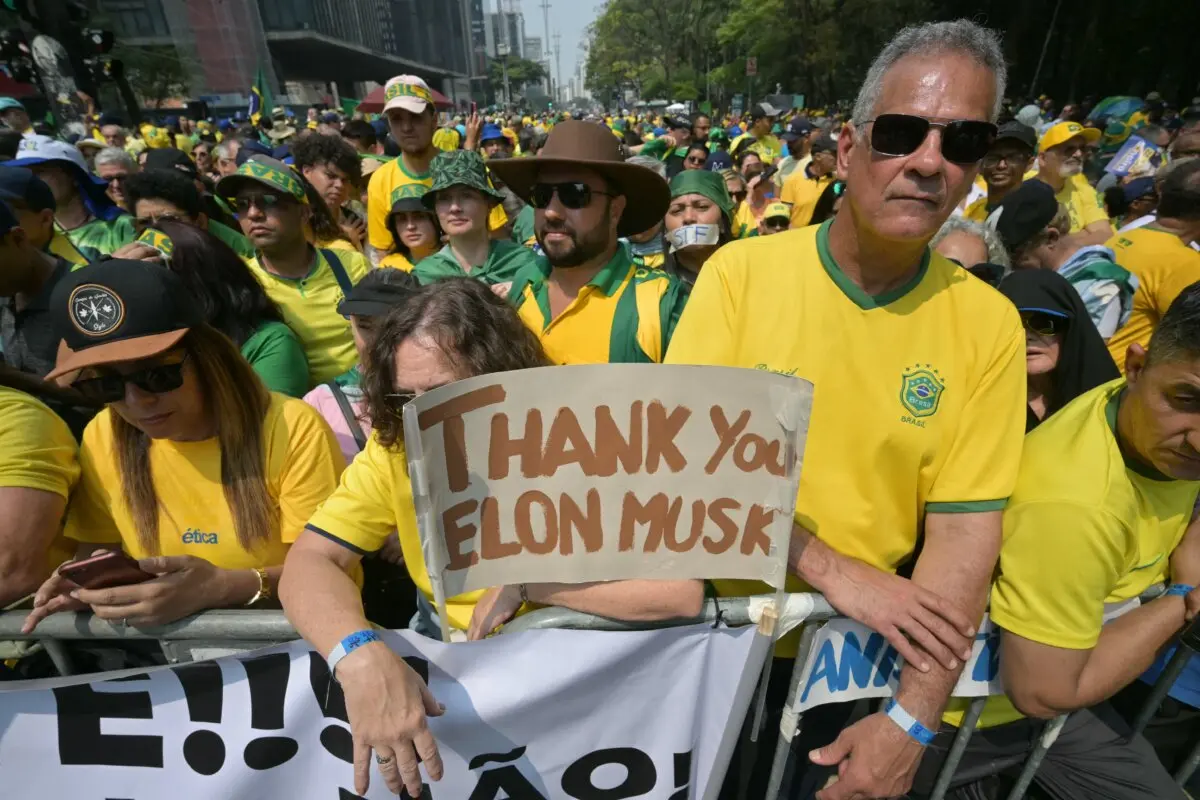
961, 120, 1035, 222
730, 102, 784, 164
1035, 121, 1113, 245
780, 131, 837, 227
492, 121, 687, 365
218, 156, 370, 387
365, 75, 507, 265
1106, 159, 1200, 371
911, 288, 1200, 800
666, 21, 1024, 800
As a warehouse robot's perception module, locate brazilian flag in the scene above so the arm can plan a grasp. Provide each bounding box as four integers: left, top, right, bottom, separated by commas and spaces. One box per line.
248, 65, 272, 125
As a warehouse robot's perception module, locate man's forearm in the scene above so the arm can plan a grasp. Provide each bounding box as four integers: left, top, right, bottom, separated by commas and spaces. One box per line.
787, 523, 839, 589
528, 579, 704, 621
896, 511, 1001, 725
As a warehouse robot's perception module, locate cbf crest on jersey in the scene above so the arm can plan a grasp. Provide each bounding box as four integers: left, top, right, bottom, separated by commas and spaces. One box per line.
900, 364, 945, 418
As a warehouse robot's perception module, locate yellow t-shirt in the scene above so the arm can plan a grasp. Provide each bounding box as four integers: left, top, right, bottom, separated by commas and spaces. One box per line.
513, 249, 685, 365
1056, 173, 1112, 234
948, 380, 1200, 729
66, 394, 345, 569
246, 248, 371, 386
305, 433, 484, 631
0, 387, 79, 572
366, 156, 508, 252
664, 221, 1027, 653
731, 133, 784, 164
316, 236, 362, 254
1105, 227, 1200, 371
780, 167, 832, 228
733, 201, 761, 239
379, 252, 416, 272
962, 196, 990, 223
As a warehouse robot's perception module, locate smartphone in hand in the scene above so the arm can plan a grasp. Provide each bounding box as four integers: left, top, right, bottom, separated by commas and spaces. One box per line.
58, 551, 154, 591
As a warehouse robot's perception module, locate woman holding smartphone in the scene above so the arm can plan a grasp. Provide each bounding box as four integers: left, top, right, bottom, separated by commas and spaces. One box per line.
23, 259, 345, 632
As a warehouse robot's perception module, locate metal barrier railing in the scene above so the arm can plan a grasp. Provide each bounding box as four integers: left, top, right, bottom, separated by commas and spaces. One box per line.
1, 593, 1197, 798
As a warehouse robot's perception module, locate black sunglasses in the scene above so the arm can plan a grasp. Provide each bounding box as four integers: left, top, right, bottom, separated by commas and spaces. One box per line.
1020, 310, 1067, 337
530, 182, 615, 210
730, 190, 748, 203
71, 353, 190, 404
863, 114, 998, 164
234, 193, 288, 214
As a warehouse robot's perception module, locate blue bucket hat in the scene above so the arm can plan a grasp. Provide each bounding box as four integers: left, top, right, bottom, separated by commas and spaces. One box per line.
480, 123, 506, 143
7, 135, 121, 222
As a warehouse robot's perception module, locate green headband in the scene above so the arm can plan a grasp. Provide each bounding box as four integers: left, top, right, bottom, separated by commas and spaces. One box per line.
232, 160, 307, 203
669, 169, 734, 223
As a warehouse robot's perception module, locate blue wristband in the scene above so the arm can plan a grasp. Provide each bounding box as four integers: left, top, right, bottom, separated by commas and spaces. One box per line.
884, 698, 936, 746
327, 629, 383, 679
1166, 583, 1196, 597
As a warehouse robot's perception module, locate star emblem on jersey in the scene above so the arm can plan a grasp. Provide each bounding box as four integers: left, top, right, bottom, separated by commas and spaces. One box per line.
900, 364, 945, 418
69, 284, 125, 337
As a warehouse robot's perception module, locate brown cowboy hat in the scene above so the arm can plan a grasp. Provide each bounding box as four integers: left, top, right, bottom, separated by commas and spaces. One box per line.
487, 120, 668, 236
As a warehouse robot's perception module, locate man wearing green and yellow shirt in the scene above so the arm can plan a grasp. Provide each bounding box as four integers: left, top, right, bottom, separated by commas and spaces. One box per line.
218, 156, 370, 387
730, 102, 784, 165
8, 135, 135, 260
411, 151, 538, 286
780, 131, 837, 228
912, 289, 1200, 800
491, 121, 687, 365
365, 75, 508, 262
1035, 121, 1114, 245
632, 115, 693, 179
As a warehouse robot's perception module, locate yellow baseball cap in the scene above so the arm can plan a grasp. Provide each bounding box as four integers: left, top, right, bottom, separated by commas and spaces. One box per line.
1039, 121, 1101, 152
764, 201, 792, 221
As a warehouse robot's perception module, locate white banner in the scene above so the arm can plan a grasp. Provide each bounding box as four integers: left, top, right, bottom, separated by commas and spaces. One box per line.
0, 625, 757, 799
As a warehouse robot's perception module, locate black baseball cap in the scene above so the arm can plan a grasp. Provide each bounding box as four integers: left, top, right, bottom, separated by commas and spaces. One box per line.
0, 166, 56, 211
989, 179, 1059, 253
337, 269, 420, 318
665, 115, 692, 132
750, 102, 781, 120
810, 132, 838, 154
0, 199, 17, 236
782, 117, 815, 141
46, 259, 203, 381
994, 121, 1037, 152
144, 147, 199, 179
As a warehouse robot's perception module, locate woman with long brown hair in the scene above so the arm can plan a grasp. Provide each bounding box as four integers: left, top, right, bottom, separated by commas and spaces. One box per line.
23, 259, 345, 631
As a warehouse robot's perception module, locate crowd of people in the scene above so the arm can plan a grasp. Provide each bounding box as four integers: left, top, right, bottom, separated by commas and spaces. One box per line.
0, 16, 1199, 800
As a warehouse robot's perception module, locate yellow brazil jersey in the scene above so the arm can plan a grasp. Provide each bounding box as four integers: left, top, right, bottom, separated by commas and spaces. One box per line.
962, 196, 989, 223
66, 394, 345, 570
379, 251, 416, 272
780, 166, 832, 228
664, 221, 1026, 653
316, 236, 362, 254
511, 248, 687, 365
731, 133, 784, 164
0, 387, 79, 572
366, 156, 508, 252
245, 248, 371, 386
305, 433, 486, 631
1105, 227, 1200, 371
947, 380, 1200, 729
733, 201, 760, 239
1057, 173, 1112, 234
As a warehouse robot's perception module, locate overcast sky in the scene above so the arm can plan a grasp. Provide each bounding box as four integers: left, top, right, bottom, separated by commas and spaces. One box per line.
521, 0, 600, 83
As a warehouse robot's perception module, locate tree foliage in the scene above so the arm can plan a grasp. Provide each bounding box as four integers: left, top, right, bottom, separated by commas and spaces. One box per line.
584, 0, 1200, 110
111, 45, 194, 109
488, 56, 549, 93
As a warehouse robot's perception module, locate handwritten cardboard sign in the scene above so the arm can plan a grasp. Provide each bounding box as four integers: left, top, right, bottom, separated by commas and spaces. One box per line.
403, 365, 812, 607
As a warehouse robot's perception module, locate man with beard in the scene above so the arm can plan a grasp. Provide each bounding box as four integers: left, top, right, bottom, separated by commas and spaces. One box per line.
962, 120, 1036, 221
490, 121, 688, 365
366, 76, 507, 264
1035, 121, 1113, 245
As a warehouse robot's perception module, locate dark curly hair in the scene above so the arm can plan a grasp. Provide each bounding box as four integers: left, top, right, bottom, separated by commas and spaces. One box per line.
290, 132, 362, 186
125, 168, 205, 218
364, 278, 551, 449
150, 219, 285, 346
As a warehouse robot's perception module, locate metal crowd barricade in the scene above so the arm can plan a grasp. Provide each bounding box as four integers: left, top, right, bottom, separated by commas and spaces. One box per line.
1, 592, 1196, 797
0, 609, 298, 674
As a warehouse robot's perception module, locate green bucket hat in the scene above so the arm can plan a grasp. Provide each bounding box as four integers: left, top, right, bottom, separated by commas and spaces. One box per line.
669, 170, 734, 224
422, 150, 505, 210
215, 155, 308, 204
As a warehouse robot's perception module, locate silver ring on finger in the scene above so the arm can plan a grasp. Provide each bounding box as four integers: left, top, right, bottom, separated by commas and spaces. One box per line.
375, 754, 393, 765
